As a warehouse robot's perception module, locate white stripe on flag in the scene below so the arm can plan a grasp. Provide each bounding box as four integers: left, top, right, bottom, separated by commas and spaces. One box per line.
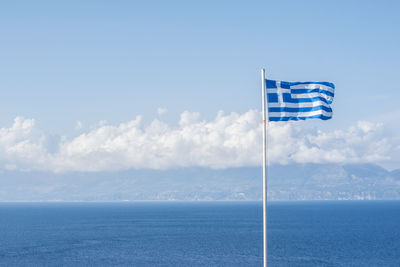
266, 88, 290, 94
268, 100, 331, 108
291, 92, 333, 102
269, 109, 332, 118
290, 83, 335, 93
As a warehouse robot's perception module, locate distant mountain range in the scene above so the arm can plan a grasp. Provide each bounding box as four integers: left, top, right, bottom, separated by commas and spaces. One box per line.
0, 163, 399, 201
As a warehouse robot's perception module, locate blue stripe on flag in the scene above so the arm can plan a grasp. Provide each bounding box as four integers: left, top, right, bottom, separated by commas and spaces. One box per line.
266, 81, 335, 90
269, 105, 332, 113
269, 114, 332, 121
286, 96, 333, 105
268, 93, 332, 104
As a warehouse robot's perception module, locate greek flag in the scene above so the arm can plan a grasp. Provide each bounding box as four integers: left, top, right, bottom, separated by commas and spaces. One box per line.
266, 79, 335, 121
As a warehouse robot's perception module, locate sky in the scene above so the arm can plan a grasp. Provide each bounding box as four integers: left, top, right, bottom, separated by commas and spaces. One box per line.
1, 0, 399, 172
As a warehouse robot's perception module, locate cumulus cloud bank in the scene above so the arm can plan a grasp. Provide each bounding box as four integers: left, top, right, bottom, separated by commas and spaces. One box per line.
0, 110, 397, 172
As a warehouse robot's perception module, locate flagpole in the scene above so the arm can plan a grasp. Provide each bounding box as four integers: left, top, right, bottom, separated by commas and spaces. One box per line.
261, 68, 268, 267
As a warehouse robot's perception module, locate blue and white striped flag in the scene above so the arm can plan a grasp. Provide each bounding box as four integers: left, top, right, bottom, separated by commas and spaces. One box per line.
266, 80, 335, 121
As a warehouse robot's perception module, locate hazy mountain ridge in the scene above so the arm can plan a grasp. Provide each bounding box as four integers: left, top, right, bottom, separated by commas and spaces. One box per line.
0, 163, 399, 201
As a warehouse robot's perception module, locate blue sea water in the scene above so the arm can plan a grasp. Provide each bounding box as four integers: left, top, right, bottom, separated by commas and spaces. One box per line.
0, 201, 399, 266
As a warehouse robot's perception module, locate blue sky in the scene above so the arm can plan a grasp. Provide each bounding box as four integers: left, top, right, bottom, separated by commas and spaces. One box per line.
0, 1, 399, 171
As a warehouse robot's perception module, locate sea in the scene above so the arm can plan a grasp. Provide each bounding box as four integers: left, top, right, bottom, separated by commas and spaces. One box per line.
0, 201, 399, 267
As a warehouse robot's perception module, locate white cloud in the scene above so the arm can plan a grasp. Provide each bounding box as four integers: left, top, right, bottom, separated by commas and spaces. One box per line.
0, 111, 398, 172
75, 120, 83, 129
157, 107, 168, 116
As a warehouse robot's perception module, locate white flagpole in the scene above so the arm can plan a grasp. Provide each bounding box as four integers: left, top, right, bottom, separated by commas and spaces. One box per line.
261, 68, 268, 267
